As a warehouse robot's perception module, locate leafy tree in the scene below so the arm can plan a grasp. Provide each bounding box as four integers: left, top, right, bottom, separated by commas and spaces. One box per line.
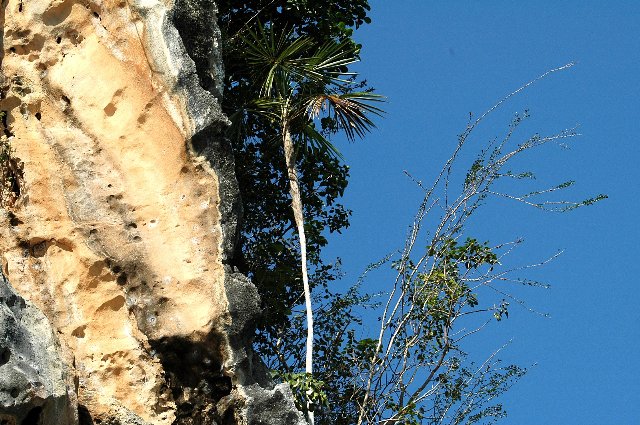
217, 4, 606, 424
258, 65, 605, 424
217, 0, 371, 45
217, 0, 375, 365
234, 25, 383, 423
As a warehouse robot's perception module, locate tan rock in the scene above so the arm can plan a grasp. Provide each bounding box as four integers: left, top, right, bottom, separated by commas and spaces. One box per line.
0, 0, 304, 423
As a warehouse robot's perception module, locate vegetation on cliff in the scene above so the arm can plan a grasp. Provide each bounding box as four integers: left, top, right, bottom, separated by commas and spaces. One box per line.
233, 24, 383, 423
217, 0, 373, 347
216, 2, 606, 424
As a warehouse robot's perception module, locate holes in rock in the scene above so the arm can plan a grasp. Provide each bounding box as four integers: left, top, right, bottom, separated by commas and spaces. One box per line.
1, 110, 14, 138
103, 103, 116, 117
11, 75, 31, 96
72, 325, 86, 338
9, 47, 16, 53
0, 347, 10, 365
61, 95, 70, 105
88, 261, 104, 279
111, 265, 122, 274
98, 295, 125, 311
42, 0, 72, 26
56, 36, 62, 44
8, 212, 23, 226
34, 112, 41, 120
89, 228, 97, 235
21, 406, 42, 425
9, 388, 19, 398
65, 30, 83, 45
92, 11, 100, 19
116, 273, 127, 285
127, 222, 137, 229
132, 236, 142, 242
78, 405, 94, 425
18, 1, 22, 12
30, 241, 48, 258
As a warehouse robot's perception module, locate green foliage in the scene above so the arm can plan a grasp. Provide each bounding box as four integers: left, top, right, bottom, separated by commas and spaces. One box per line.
433, 359, 526, 424
262, 281, 382, 424
273, 371, 329, 414
217, 1, 379, 359
217, 4, 606, 424
255, 94, 604, 424
234, 24, 384, 155
264, 232, 525, 424
217, 0, 371, 48
233, 139, 351, 342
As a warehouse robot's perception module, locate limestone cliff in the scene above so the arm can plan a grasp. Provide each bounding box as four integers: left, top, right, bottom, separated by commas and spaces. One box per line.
0, 0, 305, 423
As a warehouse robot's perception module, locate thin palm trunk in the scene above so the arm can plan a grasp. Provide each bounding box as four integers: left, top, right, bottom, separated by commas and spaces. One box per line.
282, 122, 315, 424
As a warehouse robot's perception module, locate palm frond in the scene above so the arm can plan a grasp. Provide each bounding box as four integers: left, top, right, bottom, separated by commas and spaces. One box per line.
305, 92, 386, 141
241, 25, 316, 96
238, 24, 385, 156
252, 97, 288, 121
302, 39, 359, 84
241, 25, 362, 96
299, 122, 344, 160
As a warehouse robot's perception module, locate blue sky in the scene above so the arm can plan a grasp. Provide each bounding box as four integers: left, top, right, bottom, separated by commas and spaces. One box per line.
325, 2, 640, 423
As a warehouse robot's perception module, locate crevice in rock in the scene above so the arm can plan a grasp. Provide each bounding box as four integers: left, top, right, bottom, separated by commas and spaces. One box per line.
0, 346, 10, 365
78, 404, 94, 425
150, 335, 230, 424
1, 109, 14, 138
20, 406, 41, 425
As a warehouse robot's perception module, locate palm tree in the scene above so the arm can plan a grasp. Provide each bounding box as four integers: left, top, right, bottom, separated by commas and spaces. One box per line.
234, 25, 383, 424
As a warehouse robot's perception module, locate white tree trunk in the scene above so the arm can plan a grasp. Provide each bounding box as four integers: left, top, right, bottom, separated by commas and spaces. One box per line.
282, 125, 314, 425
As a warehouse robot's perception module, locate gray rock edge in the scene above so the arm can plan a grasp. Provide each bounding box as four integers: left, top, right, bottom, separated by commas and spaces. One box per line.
0, 270, 78, 424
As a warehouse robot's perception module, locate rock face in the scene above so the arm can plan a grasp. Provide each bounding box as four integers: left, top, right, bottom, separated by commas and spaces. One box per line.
0, 0, 305, 424
0, 271, 77, 424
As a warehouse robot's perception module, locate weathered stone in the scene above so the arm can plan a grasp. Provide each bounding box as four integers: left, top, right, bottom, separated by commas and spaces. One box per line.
0, 271, 77, 425
0, 0, 304, 423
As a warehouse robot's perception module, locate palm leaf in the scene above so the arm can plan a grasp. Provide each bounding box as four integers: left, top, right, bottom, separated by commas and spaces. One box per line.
307, 39, 359, 82
239, 24, 385, 154
241, 25, 362, 96
299, 122, 344, 160
241, 26, 316, 96
305, 92, 385, 141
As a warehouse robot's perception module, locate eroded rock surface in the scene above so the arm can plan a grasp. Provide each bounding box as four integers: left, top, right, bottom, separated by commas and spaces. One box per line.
0, 270, 77, 424
0, 0, 304, 423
